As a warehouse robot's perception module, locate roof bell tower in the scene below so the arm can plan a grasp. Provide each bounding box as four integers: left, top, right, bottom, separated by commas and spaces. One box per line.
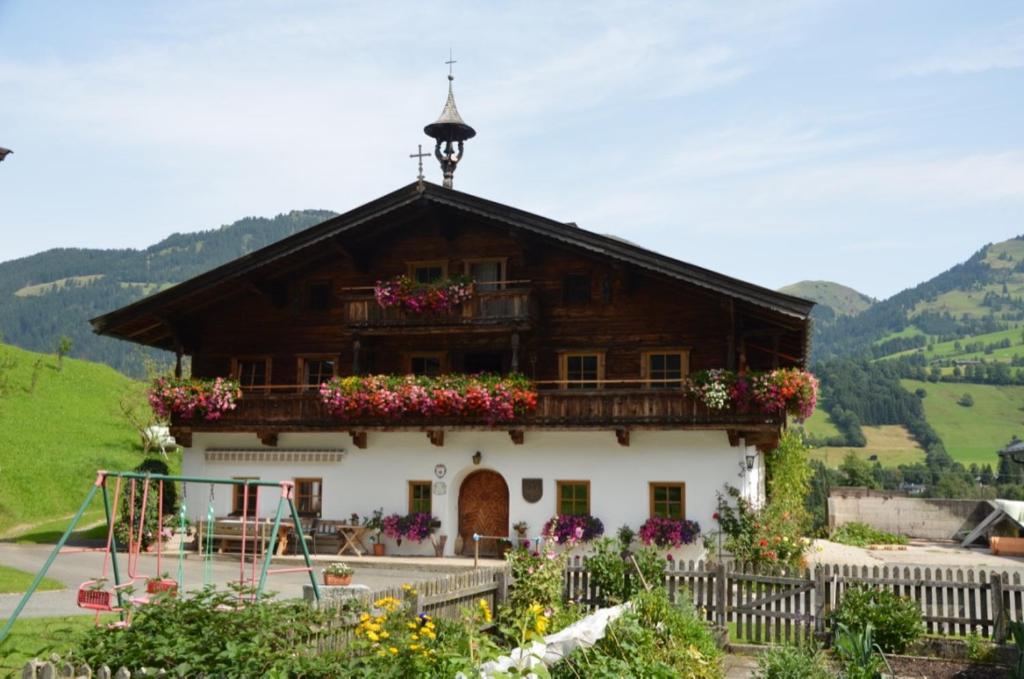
423, 53, 475, 189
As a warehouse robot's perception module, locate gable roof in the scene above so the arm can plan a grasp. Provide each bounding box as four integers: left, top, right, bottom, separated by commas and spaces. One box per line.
91, 181, 814, 342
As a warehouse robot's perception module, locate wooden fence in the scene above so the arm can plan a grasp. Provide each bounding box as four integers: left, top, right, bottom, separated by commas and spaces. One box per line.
565, 558, 1024, 645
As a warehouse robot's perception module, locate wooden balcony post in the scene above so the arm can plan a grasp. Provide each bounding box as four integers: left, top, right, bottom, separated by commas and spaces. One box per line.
511, 333, 520, 373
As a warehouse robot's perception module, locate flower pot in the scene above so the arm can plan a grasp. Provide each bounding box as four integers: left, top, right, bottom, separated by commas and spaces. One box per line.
373, 543, 386, 556
146, 579, 178, 595
324, 573, 352, 586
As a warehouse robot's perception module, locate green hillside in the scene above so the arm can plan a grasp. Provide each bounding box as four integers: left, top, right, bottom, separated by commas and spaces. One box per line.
901, 378, 1024, 467
0, 343, 165, 537
778, 280, 875, 317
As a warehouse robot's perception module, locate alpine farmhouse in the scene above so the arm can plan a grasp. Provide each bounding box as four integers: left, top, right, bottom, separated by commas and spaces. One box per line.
89, 79, 815, 558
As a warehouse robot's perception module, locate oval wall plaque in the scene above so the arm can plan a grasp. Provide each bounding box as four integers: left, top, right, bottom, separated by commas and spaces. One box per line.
522, 478, 543, 503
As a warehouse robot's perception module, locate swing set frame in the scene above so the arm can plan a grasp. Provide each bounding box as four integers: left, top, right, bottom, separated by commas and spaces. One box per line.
0, 470, 321, 645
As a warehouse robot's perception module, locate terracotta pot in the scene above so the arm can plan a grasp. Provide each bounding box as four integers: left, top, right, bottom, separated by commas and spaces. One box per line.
373, 543, 386, 556
146, 579, 178, 595
324, 573, 352, 586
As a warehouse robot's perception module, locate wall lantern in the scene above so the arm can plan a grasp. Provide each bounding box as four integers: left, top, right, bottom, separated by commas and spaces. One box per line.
472, 451, 482, 465
745, 454, 757, 471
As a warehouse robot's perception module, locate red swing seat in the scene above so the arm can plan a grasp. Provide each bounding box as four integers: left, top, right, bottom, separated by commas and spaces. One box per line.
76, 579, 133, 612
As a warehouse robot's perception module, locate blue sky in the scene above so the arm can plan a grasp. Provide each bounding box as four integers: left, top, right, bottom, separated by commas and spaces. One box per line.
0, 1, 1021, 299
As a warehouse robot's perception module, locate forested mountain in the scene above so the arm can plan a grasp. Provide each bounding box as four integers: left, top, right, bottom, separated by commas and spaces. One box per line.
778, 280, 874, 318
811, 237, 1024, 361
0, 210, 336, 375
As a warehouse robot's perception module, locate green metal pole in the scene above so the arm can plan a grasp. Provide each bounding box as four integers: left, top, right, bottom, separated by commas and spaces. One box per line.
255, 493, 287, 600
106, 471, 287, 488
100, 478, 127, 615
0, 479, 101, 644
286, 491, 321, 603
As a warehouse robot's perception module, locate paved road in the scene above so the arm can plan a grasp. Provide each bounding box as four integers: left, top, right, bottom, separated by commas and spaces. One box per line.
0, 543, 451, 619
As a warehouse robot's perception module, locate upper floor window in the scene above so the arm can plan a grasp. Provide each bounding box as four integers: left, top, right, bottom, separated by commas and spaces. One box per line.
409, 260, 447, 284
562, 273, 591, 304
642, 350, 689, 389
559, 351, 604, 389
307, 281, 331, 311
295, 478, 323, 517
301, 357, 336, 389
557, 480, 590, 515
231, 478, 259, 517
408, 352, 446, 377
466, 258, 505, 292
409, 481, 432, 514
234, 358, 270, 388
649, 482, 685, 519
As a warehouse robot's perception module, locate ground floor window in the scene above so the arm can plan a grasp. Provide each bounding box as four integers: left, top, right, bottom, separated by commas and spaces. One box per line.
409, 480, 432, 514
649, 482, 685, 519
295, 478, 323, 517
557, 480, 591, 515
231, 477, 259, 516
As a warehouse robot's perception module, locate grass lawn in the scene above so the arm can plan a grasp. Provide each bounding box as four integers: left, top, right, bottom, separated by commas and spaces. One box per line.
902, 379, 1024, 467
0, 343, 181, 538
793, 403, 841, 439
0, 564, 64, 594
809, 425, 925, 469
0, 614, 112, 673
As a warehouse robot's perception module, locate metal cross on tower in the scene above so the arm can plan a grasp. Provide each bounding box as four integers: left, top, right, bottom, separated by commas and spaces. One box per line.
410, 144, 429, 181
445, 48, 456, 77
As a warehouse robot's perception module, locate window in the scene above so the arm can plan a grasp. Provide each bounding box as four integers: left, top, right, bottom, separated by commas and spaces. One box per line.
295, 478, 323, 517
409, 481, 432, 514
559, 352, 604, 389
408, 261, 447, 284
301, 357, 336, 389
562, 273, 591, 304
307, 281, 331, 311
234, 358, 269, 388
466, 259, 505, 292
642, 350, 690, 389
557, 480, 590, 516
408, 352, 446, 376
465, 352, 503, 374
649, 483, 685, 519
231, 478, 259, 517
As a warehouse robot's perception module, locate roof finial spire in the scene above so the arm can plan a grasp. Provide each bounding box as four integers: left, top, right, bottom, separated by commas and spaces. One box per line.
424, 51, 475, 189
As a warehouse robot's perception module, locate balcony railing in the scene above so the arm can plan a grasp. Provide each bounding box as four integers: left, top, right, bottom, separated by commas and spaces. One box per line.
169, 384, 781, 432
342, 287, 535, 331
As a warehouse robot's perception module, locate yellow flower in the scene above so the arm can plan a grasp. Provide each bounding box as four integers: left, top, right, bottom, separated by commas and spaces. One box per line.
359, 612, 370, 622
407, 622, 419, 630
411, 634, 419, 641
534, 615, 550, 635
528, 603, 544, 615
478, 598, 493, 623
379, 630, 389, 639
389, 646, 399, 655
366, 631, 379, 642
409, 643, 420, 651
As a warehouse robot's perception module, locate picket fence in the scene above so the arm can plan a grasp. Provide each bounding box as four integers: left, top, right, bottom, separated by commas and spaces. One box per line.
566, 557, 1024, 645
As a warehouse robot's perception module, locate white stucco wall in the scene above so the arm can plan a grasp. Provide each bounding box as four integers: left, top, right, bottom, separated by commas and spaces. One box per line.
181, 429, 763, 557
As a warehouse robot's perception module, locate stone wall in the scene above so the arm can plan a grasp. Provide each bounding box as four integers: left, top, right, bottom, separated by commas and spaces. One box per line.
828, 487, 989, 540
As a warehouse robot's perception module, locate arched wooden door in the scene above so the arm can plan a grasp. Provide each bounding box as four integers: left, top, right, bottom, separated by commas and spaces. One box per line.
458, 470, 509, 556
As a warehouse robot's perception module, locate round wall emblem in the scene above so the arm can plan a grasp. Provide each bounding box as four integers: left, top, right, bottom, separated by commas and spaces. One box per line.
434, 463, 447, 479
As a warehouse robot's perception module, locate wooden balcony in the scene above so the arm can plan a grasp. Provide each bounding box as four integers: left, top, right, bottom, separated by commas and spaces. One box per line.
342, 288, 535, 334
169, 387, 782, 448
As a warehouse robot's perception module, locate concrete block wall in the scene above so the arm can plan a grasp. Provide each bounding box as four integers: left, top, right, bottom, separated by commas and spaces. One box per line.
828, 487, 985, 540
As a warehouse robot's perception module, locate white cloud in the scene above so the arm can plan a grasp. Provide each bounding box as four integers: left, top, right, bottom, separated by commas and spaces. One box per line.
895, 20, 1024, 76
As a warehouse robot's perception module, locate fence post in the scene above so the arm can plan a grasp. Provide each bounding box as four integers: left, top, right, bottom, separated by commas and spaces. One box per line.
495, 569, 508, 607
992, 573, 1007, 643
714, 561, 728, 629
813, 565, 828, 641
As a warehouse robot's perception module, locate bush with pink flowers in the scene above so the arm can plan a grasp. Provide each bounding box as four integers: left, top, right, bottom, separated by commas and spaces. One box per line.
686, 368, 818, 422
542, 514, 604, 545
148, 376, 241, 421
374, 274, 474, 314
319, 373, 537, 423
381, 512, 440, 546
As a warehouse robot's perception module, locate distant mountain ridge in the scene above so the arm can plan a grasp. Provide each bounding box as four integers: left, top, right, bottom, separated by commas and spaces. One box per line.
0, 210, 336, 375
778, 280, 875, 317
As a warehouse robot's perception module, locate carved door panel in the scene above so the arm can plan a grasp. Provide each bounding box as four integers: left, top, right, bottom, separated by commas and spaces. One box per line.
458, 470, 509, 556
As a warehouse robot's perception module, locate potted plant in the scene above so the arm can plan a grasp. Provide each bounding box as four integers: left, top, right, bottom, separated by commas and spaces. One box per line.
146, 573, 178, 595
363, 508, 385, 556
323, 562, 354, 586
513, 520, 529, 548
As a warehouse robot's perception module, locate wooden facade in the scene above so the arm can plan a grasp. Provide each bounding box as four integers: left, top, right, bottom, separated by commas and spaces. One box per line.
91, 182, 813, 448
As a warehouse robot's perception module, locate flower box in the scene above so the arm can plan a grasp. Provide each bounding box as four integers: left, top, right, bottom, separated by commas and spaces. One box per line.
638, 517, 701, 549
687, 368, 818, 422
148, 377, 241, 421
324, 573, 352, 586
374, 275, 473, 314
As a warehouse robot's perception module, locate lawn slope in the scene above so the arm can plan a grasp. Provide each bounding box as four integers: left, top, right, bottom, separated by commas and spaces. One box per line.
0, 343, 146, 536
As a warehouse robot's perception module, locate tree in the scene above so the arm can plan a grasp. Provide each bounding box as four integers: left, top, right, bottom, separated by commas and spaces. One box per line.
957, 393, 974, 407
56, 335, 73, 372
839, 451, 879, 489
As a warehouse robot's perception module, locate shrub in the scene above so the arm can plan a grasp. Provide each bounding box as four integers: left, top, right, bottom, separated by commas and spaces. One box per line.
504, 546, 566, 624
830, 522, 907, 547
958, 393, 974, 407
114, 459, 177, 550
553, 588, 723, 678
754, 644, 832, 679
714, 486, 810, 569
833, 622, 883, 679
586, 539, 668, 605
832, 586, 922, 653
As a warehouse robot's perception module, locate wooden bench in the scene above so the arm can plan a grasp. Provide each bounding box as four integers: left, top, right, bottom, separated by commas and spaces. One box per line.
309, 519, 367, 556
196, 518, 292, 557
